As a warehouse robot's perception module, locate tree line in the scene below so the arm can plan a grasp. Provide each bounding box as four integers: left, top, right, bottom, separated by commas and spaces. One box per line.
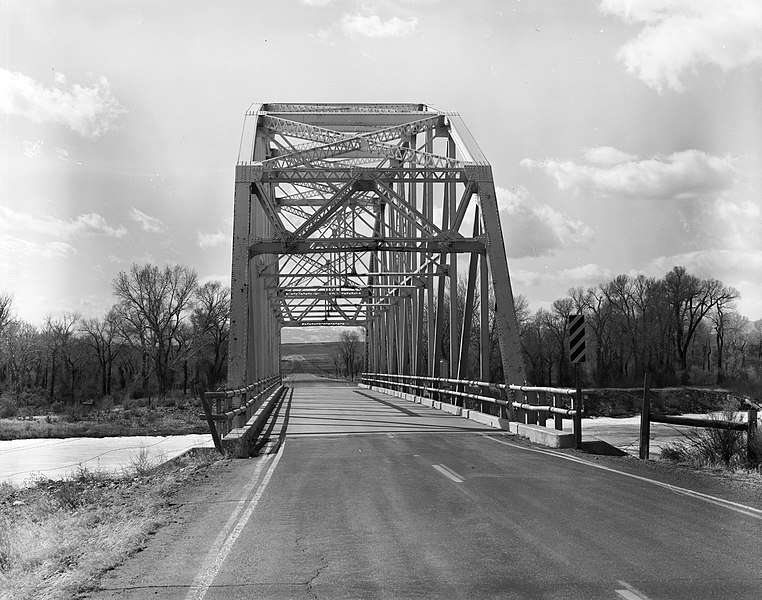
427, 266, 761, 392
2, 263, 760, 413
0, 264, 230, 412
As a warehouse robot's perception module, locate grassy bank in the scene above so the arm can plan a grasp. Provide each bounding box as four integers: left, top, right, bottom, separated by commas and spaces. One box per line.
583, 387, 744, 418
0, 448, 225, 600
0, 404, 207, 441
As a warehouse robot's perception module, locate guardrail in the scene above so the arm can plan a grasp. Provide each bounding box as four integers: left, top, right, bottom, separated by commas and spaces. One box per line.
197, 374, 283, 454
361, 372, 582, 448
639, 373, 760, 460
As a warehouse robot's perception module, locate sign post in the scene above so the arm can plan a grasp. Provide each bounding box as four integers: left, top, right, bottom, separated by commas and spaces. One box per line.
568, 315, 585, 449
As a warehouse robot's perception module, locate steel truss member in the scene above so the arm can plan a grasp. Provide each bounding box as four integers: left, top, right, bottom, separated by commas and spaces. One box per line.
229, 103, 525, 386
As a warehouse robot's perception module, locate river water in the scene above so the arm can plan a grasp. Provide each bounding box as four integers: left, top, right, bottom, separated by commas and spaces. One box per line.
0, 434, 215, 486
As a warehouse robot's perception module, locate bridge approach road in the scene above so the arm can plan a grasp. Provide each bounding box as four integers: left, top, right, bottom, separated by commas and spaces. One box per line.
89, 374, 762, 599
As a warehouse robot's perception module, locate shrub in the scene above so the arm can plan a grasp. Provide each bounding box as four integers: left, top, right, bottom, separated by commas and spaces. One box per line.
0, 396, 18, 419
123, 397, 148, 411
63, 403, 88, 423
661, 406, 750, 468
661, 443, 689, 462
691, 409, 746, 467
97, 395, 116, 411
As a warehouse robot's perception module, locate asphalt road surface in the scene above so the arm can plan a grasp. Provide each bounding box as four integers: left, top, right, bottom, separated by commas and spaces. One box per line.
89, 374, 762, 599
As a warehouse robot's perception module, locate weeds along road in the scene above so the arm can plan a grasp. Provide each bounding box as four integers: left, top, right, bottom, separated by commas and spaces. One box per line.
87, 374, 762, 600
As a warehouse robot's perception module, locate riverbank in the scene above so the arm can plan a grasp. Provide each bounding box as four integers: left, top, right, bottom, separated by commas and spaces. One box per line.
0, 447, 226, 600
0, 404, 207, 440
0, 434, 216, 486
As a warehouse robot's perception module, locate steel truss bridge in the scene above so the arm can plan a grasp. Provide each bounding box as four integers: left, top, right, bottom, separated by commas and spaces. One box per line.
229, 103, 526, 388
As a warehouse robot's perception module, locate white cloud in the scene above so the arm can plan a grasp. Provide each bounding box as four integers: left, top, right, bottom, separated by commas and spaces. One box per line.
497, 186, 592, 258
510, 269, 543, 288
129, 207, 167, 233
310, 28, 338, 45
600, 0, 762, 92
197, 229, 228, 249
0, 68, 127, 137
558, 264, 614, 284
341, 14, 418, 38
0, 206, 128, 238
199, 273, 229, 286
522, 148, 737, 201
644, 248, 762, 319
583, 146, 637, 166
0, 235, 76, 261
302, 0, 334, 6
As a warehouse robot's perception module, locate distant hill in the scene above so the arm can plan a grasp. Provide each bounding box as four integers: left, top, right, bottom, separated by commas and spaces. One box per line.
281, 326, 364, 344
281, 342, 342, 376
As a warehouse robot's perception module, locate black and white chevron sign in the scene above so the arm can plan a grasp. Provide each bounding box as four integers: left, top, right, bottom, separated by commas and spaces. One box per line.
568, 314, 586, 364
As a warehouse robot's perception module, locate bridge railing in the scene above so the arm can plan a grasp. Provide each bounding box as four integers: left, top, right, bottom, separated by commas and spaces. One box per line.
197, 374, 283, 453
362, 372, 582, 447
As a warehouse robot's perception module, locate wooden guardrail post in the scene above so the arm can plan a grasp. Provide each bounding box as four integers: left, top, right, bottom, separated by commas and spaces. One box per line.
197, 386, 223, 454
553, 393, 563, 431
536, 391, 546, 427
525, 391, 538, 425
748, 407, 759, 464
639, 372, 652, 460
572, 389, 581, 451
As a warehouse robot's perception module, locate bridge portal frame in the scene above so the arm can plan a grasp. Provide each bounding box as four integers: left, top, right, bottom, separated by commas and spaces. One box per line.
228, 103, 525, 388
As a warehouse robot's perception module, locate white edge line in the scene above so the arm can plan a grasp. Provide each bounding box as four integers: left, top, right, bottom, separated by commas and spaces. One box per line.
482, 434, 762, 520
185, 443, 286, 600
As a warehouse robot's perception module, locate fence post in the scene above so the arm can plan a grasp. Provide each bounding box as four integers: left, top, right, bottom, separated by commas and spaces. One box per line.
197, 386, 223, 455
525, 390, 538, 425
639, 372, 652, 460
748, 407, 759, 464
498, 387, 508, 420
553, 393, 563, 431
515, 389, 525, 424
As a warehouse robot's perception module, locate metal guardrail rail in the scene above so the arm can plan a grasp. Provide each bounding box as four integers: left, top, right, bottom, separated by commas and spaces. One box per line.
362, 372, 582, 448
197, 374, 283, 453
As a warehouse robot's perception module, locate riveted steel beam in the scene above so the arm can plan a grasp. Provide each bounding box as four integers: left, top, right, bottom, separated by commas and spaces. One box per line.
228, 102, 526, 389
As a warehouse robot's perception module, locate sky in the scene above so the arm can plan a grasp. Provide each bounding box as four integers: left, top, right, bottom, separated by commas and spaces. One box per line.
2, 0, 761, 341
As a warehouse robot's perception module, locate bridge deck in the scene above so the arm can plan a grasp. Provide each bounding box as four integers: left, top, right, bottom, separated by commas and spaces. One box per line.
276, 373, 490, 437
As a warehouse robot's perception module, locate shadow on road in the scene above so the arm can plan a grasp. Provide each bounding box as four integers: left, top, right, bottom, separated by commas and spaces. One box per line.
579, 440, 628, 456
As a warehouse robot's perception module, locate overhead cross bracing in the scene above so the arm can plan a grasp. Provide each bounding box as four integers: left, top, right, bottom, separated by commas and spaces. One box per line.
228, 102, 525, 388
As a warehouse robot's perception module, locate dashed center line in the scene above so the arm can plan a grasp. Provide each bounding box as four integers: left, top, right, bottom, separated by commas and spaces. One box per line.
616, 580, 653, 600
433, 463, 465, 483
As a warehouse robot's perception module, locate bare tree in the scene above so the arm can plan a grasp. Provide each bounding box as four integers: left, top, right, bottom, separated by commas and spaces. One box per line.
191, 281, 230, 388
80, 308, 121, 396
664, 267, 728, 384
709, 286, 741, 385
338, 330, 363, 380
0, 291, 13, 336
44, 312, 81, 401
0, 290, 14, 385
112, 263, 198, 396
4, 320, 39, 401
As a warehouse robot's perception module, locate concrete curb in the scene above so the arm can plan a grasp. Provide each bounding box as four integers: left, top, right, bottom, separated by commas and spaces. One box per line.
360, 383, 575, 449
222, 386, 287, 457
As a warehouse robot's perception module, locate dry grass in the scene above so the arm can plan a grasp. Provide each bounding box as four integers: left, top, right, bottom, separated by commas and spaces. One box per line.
0, 448, 222, 600
0, 404, 206, 441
